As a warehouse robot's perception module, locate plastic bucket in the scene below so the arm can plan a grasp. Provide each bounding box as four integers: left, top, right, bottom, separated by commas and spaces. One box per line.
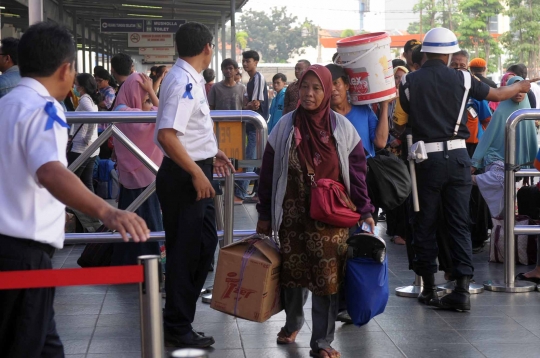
336, 32, 396, 105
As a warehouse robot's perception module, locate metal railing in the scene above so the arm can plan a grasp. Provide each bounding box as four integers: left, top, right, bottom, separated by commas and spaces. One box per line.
484, 109, 540, 293
65, 110, 267, 246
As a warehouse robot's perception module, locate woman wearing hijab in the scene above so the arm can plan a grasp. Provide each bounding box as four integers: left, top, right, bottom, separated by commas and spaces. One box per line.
256, 65, 374, 358
111, 72, 163, 265
472, 76, 538, 218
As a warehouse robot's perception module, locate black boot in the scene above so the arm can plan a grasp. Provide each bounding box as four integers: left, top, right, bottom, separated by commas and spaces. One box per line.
418, 274, 438, 306
436, 276, 471, 311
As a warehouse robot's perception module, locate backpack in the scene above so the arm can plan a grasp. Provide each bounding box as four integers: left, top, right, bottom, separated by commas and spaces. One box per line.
94, 158, 119, 199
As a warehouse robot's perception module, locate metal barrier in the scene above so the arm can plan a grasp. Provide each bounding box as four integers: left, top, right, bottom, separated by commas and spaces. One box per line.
65, 110, 267, 244
484, 109, 540, 293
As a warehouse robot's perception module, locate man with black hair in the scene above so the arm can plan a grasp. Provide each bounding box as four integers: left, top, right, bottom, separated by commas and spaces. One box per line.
155, 21, 235, 348
0, 22, 149, 357
110, 52, 134, 110
267, 73, 287, 133
283, 59, 311, 114
507, 63, 537, 108
403, 39, 422, 70
202, 68, 215, 95
0, 37, 21, 98
208, 58, 248, 204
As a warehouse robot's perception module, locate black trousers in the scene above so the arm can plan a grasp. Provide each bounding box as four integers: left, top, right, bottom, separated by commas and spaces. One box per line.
0, 234, 64, 358
156, 157, 218, 335
67, 151, 96, 193
412, 149, 474, 277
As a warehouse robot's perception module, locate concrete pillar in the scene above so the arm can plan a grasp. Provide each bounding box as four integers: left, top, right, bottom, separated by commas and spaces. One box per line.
214, 20, 219, 81
221, 12, 226, 62
28, 0, 44, 25
230, 0, 236, 63
81, 20, 86, 73
72, 11, 78, 70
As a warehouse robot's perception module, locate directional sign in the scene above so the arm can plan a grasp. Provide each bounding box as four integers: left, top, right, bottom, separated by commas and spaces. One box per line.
139, 47, 175, 56
101, 18, 185, 33
143, 55, 175, 64
128, 33, 173, 47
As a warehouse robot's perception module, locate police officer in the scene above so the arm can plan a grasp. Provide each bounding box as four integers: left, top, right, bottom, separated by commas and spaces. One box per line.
399, 27, 531, 311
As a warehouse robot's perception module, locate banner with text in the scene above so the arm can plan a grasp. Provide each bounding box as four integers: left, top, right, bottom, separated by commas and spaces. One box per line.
139, 47, 175, 56
101, 19, 185, 33
128, 33, 173, 47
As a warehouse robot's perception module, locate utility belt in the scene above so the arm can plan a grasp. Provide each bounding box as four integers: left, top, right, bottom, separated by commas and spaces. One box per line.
409, 139, 466, 162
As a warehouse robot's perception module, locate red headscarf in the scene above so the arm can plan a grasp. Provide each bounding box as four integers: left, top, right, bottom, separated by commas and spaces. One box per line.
294, 65, 340, 183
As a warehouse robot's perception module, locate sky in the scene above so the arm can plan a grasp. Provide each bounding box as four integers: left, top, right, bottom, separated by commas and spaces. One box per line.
244, 0, 418, 32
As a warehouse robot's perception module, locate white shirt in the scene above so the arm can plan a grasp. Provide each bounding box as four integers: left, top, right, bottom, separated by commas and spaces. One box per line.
155, 58, 218, 161
71, 94, 100, 156
0, 78, 68, 248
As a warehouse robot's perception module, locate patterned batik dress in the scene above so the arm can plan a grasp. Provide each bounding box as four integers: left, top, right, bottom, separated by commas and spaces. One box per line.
278, 144, 349, 296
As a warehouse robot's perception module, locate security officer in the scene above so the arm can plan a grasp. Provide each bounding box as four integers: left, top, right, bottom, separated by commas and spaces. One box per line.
399, 27, 531, 311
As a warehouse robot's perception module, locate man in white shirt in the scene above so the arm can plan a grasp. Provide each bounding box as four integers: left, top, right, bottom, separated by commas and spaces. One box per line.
0, 22, 150, 357
155, 22, 234, 348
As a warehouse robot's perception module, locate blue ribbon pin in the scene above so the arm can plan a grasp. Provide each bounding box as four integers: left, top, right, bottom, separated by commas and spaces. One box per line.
44, 102, 70, 131
182, 83, 194, 99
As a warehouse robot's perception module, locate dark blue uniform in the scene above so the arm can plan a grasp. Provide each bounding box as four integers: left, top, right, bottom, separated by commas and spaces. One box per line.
399, 59, 490, 277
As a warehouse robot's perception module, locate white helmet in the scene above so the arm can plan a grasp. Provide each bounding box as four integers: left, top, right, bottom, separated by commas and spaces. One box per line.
421, 27, 460, 54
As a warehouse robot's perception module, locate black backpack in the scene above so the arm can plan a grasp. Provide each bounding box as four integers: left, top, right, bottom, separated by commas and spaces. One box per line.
366, 149, 412, 210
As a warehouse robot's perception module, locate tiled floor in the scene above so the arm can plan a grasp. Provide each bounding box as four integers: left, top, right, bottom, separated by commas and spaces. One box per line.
53, 204, 540, 358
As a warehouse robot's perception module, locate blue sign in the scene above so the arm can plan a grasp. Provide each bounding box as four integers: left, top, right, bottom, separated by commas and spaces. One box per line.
100, 18, 186, 33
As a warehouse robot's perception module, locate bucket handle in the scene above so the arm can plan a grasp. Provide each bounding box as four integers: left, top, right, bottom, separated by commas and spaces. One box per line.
334, 44, 378, 67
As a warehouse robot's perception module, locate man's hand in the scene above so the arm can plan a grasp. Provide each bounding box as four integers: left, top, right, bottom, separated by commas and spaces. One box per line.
193, 171, 215, 201
256, 220, 271, 236
518, 80, 531, 93
100, 207, 150, 242
360, 217, 376, 234
470, 166, 476, 174
214, 150, 236, 177
246, 100, 260, 111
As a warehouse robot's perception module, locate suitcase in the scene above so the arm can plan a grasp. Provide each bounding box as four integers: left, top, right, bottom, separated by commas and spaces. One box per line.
345, 232, 389, 327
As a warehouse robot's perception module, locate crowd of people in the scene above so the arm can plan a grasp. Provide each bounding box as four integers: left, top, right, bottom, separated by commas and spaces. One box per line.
1, 20, 540, 358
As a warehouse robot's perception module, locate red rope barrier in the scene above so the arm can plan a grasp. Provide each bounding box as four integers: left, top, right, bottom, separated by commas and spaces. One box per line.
0, 265, 144, 290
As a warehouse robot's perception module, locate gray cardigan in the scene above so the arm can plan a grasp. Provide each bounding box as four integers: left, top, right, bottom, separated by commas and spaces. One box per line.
256, 111, 374, 234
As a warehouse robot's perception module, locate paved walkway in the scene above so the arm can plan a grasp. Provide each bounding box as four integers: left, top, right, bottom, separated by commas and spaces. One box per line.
53, 204, 540, 358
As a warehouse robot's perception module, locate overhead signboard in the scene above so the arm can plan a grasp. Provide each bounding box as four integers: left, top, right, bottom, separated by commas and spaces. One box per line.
101, 18, 185, 33
143, 55, 175, 64
139, 47, 175, 56
128, 33, 173, 47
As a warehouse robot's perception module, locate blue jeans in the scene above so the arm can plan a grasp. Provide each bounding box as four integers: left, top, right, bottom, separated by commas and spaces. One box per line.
235, 126, 257, 199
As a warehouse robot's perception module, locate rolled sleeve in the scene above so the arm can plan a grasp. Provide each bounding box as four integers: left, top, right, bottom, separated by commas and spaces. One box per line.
157, 94, 195, 136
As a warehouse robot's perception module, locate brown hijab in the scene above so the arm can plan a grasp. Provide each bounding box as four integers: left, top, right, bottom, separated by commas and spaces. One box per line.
294, 65, 340, 183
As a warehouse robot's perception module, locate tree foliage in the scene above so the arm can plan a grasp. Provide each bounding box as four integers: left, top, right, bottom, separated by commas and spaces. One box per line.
341, 29, 355, 38
407, 0, 461, 34
500, 0, 540, 77
238, 6, 318, 63
236, 31, 249, 50
456, 0, 502, 73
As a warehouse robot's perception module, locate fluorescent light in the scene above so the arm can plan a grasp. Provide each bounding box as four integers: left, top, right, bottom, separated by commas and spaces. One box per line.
127, 13, 162, 18
122, 4, 162, 9
2, 13, 20, 18
0, 6, 5, 10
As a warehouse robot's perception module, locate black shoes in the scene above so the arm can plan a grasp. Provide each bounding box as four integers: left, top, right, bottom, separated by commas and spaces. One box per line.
435, 276, 471, 311
417, 274, 439, 306
164, 329, 215, 348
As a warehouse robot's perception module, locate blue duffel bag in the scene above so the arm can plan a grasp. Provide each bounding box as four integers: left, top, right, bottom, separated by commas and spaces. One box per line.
345, 233, 389, 326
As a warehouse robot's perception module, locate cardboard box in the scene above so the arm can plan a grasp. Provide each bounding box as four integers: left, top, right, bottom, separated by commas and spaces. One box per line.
211, 237, 281, 322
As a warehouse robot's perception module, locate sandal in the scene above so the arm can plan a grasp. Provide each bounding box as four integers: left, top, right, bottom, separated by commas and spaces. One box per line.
310, 347, 341, 358
391, 236, 406, 245
516, 273, 540, 284
276, 327, 299, 344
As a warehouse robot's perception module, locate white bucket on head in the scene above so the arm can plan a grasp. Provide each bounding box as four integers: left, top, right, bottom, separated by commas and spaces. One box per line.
336, 32, 396, 105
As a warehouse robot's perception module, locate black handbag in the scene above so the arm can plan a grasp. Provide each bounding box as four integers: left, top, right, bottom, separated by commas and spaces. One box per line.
366, 149, 412, 210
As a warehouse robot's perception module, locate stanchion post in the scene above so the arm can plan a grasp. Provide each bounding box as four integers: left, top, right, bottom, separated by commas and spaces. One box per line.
223, 168, 235, 246
395, 274, 423, 298
138, 255, 164, 358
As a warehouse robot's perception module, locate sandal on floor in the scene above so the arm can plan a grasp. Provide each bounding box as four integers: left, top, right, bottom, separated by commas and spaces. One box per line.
390, 236, 406, 245
310, 347, 341, 358
276, 328, 299, 344
516, 273, 540, 284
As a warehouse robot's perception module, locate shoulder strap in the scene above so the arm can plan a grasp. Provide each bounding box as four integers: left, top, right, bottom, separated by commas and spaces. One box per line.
455, 71, 472, 137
